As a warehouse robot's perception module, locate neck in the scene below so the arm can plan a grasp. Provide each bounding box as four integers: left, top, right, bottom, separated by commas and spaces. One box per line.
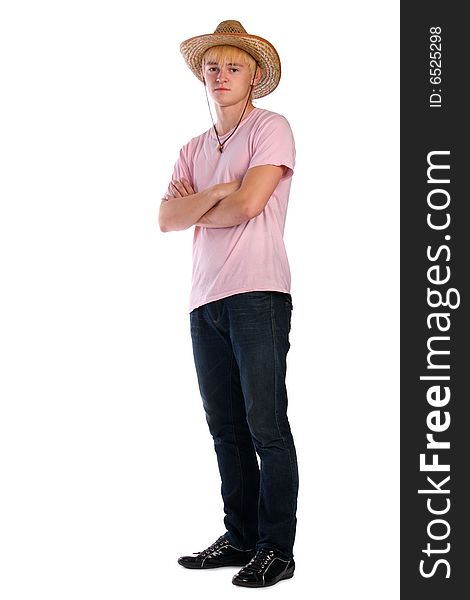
214, 98, 255, 135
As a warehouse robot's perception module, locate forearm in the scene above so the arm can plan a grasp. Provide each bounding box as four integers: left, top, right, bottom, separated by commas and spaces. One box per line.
195, 191, 251, 228
159, 186, 221, 232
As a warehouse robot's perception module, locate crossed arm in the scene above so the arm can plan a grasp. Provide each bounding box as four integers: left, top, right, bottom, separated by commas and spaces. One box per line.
158, 164, 285, 232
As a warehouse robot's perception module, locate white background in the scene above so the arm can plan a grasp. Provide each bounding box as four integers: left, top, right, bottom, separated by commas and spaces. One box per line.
0, 1, 399, 598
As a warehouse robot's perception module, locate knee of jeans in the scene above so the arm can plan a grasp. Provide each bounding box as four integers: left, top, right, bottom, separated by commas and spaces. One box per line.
246, 414, 291, 450
205, 414, 237, 443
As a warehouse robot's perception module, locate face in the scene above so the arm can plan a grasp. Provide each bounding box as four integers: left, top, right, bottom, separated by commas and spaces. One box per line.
203, 59, 258, 107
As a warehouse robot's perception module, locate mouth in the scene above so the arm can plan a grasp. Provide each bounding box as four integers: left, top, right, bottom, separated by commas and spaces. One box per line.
214, 88, 230, 91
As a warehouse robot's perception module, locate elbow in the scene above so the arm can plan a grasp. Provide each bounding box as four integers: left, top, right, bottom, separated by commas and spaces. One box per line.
158, 214, 170, 233
159, 218, 172, 232
159, 214, 190, 233
236, 192, 258, 221
159, 219, 178, 233
243, 200, 263, 220
158, 205, 168, 232
159, 206, 176, 232
159, 213, 176, 233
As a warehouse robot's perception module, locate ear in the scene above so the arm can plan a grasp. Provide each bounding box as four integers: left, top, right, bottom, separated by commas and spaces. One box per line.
254, 65, 263, 86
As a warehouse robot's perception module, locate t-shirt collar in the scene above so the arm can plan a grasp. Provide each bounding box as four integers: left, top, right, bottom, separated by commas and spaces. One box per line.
208, 107, 260, 140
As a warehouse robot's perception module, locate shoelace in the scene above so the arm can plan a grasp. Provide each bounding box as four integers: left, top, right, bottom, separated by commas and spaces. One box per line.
242, 549, 275, 573
195, 536, 227, 558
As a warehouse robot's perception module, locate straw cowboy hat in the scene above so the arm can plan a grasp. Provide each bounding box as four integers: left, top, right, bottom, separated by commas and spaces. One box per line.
180, 20, 281, 99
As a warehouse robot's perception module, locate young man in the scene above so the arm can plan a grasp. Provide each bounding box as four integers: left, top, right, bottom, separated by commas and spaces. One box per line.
159, 20, 299, 588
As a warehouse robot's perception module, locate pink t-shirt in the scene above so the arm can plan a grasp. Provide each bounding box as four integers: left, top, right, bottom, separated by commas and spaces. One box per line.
166, 107, 295, 313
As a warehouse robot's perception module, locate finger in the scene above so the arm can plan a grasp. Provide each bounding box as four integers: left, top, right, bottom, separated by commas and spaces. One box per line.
174, 179, 192, 196
180, 178, 195, 195
175, 179, 190, 196
171, 181, 183, 197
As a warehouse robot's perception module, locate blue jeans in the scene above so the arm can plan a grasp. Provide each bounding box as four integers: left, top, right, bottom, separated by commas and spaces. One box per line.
190, 291, 299, 559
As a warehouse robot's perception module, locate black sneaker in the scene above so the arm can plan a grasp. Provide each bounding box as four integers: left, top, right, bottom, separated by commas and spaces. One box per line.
232, 548, 295, 587
177, 535, 255, 569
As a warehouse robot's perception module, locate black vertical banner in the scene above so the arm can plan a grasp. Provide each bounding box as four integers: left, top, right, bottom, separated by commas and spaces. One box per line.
401, 3, 469, 599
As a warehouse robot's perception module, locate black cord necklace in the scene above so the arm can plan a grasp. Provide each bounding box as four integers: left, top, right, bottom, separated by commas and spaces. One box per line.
204, 71, 257, 153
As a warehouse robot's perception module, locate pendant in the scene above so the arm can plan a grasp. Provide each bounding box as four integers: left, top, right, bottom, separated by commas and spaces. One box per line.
218, 144, 224, 153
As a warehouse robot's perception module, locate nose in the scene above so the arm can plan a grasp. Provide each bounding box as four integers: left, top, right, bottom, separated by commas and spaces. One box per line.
216, 67, 229, 83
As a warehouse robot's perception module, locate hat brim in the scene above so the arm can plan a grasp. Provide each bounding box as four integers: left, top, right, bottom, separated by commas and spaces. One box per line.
180, 32, 281, 99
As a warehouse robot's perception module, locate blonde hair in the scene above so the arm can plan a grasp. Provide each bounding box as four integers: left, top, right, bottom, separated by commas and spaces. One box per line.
202, 45, 258, 79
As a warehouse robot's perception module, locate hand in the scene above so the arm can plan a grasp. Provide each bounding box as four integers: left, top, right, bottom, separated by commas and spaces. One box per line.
167, 178, 195, 199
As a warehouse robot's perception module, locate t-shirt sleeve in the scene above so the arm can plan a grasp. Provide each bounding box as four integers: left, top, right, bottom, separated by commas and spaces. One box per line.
248, 114, 296, 181
164, 144, 194, 198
